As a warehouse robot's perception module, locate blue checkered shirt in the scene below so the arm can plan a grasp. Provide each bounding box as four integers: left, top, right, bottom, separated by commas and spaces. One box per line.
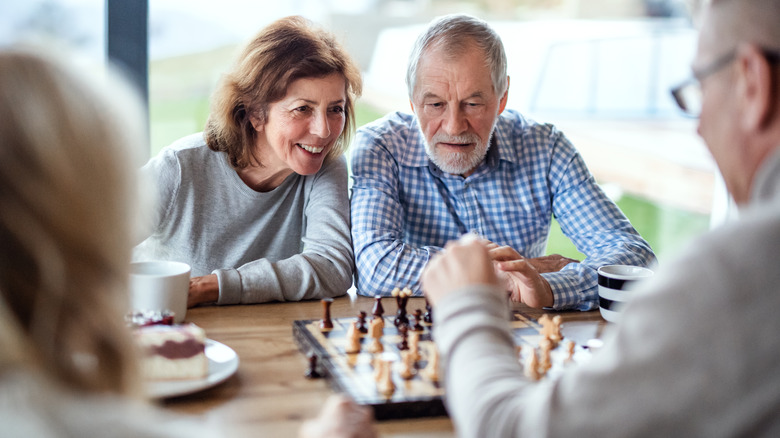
350, 110, 655, 310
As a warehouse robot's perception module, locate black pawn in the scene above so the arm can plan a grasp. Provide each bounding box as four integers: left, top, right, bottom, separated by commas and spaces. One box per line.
304, 353, 322, 379
394, 293, 409, 327
372, 295, 384, 319
411, 309, 424, 331
424, 297, 433, 324
357, 311, 368, 334
320, 298, 334, 330
396, 324, 409, 351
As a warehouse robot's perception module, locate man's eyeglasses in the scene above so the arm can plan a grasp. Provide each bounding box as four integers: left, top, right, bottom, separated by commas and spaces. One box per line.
670, 49, 780, 117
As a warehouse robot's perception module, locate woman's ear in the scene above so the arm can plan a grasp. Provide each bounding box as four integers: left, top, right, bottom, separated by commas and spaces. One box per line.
249, 113, 263, 132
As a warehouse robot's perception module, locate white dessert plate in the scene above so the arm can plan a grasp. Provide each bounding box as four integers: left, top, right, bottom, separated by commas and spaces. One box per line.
146, 339, 239, 399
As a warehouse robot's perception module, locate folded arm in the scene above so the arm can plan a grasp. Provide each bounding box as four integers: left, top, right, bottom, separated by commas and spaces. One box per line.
350, 135, 440, 296
216, 157, 354, 304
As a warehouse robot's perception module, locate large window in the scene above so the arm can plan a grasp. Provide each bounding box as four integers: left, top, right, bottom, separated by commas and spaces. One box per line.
0, 1, 105, 63
3, 0, 712, 263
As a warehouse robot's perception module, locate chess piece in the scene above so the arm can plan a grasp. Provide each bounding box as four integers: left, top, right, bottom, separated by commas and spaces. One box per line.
393, 287, 411, 327
368, 317, 384, 354
411, 309, 424, 331
397, 323, 409, 351
376, 359, 395, 397
398, 351, 415, 380
319, 298, 334, 330
374, 313, 385, 331
566, 340, 576, 363
372, 356, 383, 382
423, 297, 433, 324
304, 353, 322, 379
524, 348, 541, 381
539, 314, 552, 338
539, 314, 563, 348
372, 295, 384, 319
551, 315, 563, 343
409, 331, 421, 362
369, 337, 384, 354
345, 320, 361, 354
539, 338, 552, 374
357, 311, 368, 334
345, 351, 359, 368
422, 344, 440, 382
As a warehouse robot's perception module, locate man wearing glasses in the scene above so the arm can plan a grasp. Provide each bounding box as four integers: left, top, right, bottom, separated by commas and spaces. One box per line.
420, 0, 780, 436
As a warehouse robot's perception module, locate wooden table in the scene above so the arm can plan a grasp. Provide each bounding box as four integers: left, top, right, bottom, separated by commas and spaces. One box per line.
162, 294, 605, 437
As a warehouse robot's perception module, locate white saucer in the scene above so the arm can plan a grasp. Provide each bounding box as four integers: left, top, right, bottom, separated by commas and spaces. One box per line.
146, 339, 239, 399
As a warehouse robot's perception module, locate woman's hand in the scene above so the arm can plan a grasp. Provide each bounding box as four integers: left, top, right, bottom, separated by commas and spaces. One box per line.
299, 395, 377, 438
188, 274, 219, 307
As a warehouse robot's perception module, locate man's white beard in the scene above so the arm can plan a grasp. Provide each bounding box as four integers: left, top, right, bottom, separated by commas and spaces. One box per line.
424, 130, 493, 175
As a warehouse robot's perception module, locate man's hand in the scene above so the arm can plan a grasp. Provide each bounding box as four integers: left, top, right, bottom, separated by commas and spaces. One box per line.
488, 245, 578, 273
299, 394, 377, 438
496, 260, 554, 308
422, 238, 500, 306
188, 274, 219, 308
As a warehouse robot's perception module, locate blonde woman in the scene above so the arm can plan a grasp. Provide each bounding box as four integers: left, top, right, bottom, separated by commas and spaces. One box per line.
135, 16, 362, 307
0, 50, 375, 438
0, 48, 220, 436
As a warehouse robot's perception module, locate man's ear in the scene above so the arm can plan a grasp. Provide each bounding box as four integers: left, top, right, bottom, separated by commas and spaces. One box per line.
736, 44, 774, 131
410, 99, 416, 114
498, 76, 510, 114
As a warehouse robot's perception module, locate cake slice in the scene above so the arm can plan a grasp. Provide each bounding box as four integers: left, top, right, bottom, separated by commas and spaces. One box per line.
134, 323, 208, 381
126, 309, 175, 327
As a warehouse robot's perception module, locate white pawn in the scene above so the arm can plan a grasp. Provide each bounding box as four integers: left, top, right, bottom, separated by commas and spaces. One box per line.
565, 340, 576, 363
368, 317, 384, 354
345, 320, 361, 354
422, 344, 440, 382
539, 338, 553, 374
398, 351, 415, 380
409, 331, 421, 362
372, 356, 382, 382
376, 358, 395, 397
524, 348, 541, 381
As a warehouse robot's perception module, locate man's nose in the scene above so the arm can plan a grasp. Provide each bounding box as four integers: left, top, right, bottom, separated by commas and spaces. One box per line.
442, 106, 467, 135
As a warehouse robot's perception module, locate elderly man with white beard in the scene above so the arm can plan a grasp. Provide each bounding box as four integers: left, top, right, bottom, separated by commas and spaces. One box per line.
350, 14, 655, 310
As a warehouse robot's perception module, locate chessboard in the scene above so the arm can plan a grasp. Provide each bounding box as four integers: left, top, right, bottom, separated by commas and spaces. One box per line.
292, 296, 601, 421
293, 314, 443, 420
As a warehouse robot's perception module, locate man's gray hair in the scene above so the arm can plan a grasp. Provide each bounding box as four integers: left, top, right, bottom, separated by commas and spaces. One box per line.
709, 0, 780, 49
405, 14, 508, 99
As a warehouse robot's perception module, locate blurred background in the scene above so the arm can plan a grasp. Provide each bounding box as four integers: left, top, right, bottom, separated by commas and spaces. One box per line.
1, 0, 720, 263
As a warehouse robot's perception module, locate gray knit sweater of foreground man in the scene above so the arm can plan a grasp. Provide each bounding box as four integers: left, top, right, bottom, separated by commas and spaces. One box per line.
433, 149, 780, 437
134, 133, 353, 305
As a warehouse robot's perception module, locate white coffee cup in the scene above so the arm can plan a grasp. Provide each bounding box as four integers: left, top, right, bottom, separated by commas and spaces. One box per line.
129, 260, 191, 323
597, 264, 653, 323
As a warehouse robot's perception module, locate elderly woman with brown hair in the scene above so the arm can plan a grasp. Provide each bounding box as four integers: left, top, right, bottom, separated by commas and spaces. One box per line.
136, 16, 362, 307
